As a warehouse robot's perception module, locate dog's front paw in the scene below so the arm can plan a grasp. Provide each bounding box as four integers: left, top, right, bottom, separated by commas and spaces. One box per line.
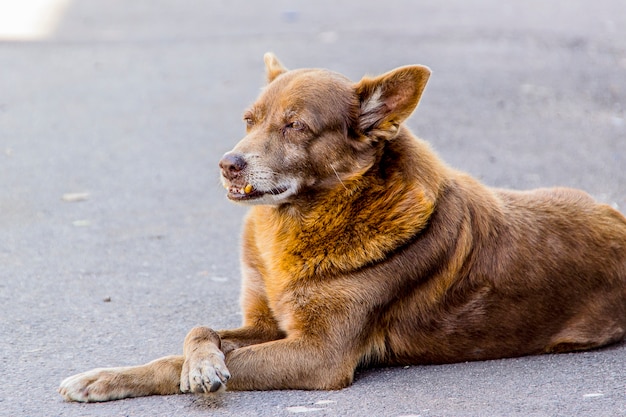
59, 368, 126, 402
180, 350, 231, 394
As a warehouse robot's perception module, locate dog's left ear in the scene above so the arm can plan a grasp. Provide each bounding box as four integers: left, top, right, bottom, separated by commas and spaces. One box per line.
355, 65, 431, 140
264, 52, 288, 83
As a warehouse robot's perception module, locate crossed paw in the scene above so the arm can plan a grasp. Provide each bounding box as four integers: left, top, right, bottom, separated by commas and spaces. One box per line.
180, 349, 231, 393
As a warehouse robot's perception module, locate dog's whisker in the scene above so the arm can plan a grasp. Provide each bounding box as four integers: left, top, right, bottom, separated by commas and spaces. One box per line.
330, 164, 349, 192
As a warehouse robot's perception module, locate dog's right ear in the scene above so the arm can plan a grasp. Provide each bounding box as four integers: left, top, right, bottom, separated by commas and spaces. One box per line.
264, 53, 288, 83
355, 65, 431, 141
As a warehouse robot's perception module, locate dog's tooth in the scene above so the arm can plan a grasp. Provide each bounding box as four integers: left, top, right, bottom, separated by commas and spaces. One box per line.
244, 184, 254, 194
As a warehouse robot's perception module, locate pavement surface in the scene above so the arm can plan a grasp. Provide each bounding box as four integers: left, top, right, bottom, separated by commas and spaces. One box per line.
1, 1, 625, 416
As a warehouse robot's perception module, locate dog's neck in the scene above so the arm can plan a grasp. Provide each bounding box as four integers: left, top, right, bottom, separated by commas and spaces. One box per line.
249, 131, 449, 279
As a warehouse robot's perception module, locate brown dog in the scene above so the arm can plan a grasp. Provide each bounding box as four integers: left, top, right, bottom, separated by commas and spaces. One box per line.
59, 53, 626, 402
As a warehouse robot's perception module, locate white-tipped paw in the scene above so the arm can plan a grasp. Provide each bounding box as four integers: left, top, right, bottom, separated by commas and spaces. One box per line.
59, 368, 126, 402
180, 351, 231, 394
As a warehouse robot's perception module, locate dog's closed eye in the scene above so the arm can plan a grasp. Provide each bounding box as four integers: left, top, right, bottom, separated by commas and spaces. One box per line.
244, 117, 255, 129
285, 120, 306, 131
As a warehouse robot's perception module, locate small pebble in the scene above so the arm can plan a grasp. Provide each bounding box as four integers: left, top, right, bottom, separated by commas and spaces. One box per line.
62, 192, 90, 202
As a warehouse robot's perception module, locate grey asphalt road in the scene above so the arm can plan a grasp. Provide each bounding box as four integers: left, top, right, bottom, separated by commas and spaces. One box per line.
1, 1, 625, 416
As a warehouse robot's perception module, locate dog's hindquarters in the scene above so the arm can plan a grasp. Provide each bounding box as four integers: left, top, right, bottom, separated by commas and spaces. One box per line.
499, 188, 626, 353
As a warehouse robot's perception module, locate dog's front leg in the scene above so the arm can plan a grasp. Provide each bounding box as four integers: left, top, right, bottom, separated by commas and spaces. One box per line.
225, 338, 356, 390
59, 355, 183, 402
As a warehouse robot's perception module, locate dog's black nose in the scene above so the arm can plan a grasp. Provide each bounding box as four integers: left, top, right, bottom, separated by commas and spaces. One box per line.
219, 152, 247, 179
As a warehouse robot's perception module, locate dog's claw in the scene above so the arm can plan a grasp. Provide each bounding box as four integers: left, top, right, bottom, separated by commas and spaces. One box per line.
209, 380, 223, 393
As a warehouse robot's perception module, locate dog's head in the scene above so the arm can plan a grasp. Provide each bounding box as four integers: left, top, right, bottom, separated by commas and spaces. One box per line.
219, 53, 431, 206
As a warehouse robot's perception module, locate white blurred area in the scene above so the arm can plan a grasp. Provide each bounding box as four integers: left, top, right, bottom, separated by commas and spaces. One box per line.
0, 0, 71, 40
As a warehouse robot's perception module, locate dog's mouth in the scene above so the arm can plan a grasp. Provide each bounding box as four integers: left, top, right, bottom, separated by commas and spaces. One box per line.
226, 183, 290, 202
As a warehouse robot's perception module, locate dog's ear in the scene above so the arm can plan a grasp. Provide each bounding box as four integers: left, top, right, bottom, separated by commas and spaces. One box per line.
264, 52, 288, 83
355, 65, 431, 140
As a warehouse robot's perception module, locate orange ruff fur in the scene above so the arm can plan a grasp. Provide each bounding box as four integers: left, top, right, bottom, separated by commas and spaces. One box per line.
59, 53, 626, 402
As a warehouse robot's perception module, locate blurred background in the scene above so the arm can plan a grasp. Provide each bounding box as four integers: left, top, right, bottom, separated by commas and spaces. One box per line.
1, 1, 625, 416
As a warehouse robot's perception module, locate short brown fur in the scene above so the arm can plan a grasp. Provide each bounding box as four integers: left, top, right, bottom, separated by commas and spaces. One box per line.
59, 54, 626, 402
